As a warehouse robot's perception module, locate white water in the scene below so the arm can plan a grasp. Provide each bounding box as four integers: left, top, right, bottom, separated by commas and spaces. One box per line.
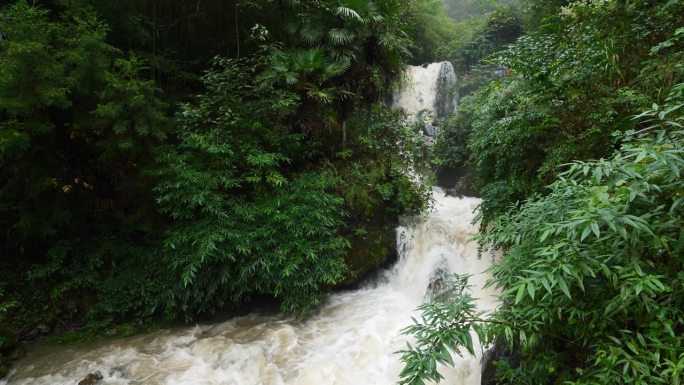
392, 62, 458, 121
6, 189, 497, 385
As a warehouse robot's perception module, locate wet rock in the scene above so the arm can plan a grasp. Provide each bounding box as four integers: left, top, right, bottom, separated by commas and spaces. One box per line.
481, 342, 522, 385
427, 261, 451, 300
78, 371, 103, 385
108, 366, 126, 378
20, 327, 40, 341
436, 165, 478, 197
434, 62, 458, 118
423, 122, 441, 137
340, 223, 396, 287
19, 323, 51, 341
481, 345, 497, 385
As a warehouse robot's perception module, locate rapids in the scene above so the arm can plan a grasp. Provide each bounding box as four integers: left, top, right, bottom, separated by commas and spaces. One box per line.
5, 189, 497, 385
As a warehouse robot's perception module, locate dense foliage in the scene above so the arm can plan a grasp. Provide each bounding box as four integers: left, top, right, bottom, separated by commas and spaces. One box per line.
443, 0, 509, 21
0, 2, 169, 328
437, 5, 522, 94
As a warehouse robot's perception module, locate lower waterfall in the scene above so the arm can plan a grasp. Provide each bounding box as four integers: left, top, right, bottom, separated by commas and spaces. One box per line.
5, 188, 497, 385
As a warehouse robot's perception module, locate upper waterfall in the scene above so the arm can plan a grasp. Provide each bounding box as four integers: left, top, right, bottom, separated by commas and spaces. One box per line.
392, 62, 458, 127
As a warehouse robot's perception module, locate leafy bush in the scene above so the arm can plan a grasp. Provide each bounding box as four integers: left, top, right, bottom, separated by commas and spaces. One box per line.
438, 6, 523, 81
0, 0, 442, 339
398, 274, 488, 385
152, 57, 350, 315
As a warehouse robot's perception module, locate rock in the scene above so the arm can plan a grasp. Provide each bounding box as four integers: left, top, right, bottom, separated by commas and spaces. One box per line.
427, 260, 451, 299
78, 371, 103, 385
18, 324, 51, 341
436, 165, 478, 198
340, 223, 396, 287
423, 122, 441, 137
108, 366, 126, 378
481, 345, 497, 385
434, 62, 458, 118
481, 341, 522, 385
19, 327, 40, 341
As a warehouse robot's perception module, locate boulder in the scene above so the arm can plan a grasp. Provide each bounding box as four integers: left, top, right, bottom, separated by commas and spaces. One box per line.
78, 371, 103, 385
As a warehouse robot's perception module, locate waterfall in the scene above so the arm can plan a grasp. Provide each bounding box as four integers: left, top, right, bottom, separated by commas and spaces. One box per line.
5, 63, 493, 385
5, 188, 497, 385
392, 62, 458, 136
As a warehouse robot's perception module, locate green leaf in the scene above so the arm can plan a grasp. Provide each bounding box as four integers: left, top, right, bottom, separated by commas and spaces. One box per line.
515, 283, 526, 304
557, 278, 571, 299
581, 225, 592, 242
527, 282, 536, 300
590, 221, 600, 238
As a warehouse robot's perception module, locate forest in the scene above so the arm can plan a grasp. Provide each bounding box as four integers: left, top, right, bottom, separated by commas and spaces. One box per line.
1, 0, 683, 384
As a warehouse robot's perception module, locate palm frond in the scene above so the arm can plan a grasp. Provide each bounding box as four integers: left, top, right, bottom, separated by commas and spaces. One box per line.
334, 6, 363, 22
328, 28, 355, 46
293, 48, 326, 72
321, 58, 351, 81
299, 24, 324, 45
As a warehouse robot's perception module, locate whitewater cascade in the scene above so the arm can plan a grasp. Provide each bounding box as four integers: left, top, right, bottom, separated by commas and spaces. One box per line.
392, 62, 458, 136
5, 63, 495, 385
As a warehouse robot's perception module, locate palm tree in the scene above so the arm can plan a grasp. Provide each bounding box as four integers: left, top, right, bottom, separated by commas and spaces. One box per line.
259, 0, 412, 146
